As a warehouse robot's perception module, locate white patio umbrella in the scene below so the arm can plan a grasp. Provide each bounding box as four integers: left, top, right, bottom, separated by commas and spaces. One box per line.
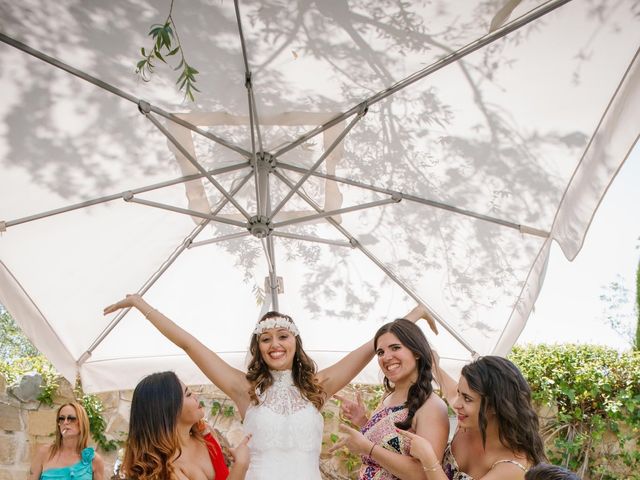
0, 0, 638, 392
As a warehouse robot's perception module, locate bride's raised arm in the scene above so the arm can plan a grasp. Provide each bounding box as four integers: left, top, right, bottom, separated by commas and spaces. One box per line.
103, 294, 251, 413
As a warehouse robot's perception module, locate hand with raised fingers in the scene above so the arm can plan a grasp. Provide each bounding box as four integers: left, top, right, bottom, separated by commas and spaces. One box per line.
333, 391, 368, 428
103, 293, 145, 316
404, 304, 438, 335
328, 423, 371, 456
229, 434, 252, 468
395, 428, 439, 467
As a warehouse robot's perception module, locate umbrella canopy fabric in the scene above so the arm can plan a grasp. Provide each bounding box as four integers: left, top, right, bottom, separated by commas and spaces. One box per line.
0, 0, 638, 392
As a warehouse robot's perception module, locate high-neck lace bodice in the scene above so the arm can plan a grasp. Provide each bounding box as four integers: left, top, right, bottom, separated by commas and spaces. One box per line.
243, 370, 323, 480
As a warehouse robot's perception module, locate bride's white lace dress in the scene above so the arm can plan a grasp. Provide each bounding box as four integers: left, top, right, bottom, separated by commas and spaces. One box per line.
243, 370, 324, 480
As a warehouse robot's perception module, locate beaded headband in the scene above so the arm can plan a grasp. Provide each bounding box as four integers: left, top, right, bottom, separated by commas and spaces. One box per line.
253, 316, 300, 336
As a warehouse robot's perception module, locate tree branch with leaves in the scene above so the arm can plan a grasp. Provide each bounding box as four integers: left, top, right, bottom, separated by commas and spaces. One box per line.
135, 0, 200, 101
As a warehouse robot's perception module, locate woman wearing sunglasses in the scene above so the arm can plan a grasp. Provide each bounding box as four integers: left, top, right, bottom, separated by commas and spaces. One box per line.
28, 401, 105, 480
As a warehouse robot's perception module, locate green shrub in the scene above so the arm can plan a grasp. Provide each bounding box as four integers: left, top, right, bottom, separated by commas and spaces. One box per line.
510, 344, 640, 479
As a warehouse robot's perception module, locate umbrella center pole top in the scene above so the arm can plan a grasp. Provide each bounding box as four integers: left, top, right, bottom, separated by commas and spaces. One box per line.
253, 151, 277, 172
250, 151, 276, 238
248, 215, 272, 238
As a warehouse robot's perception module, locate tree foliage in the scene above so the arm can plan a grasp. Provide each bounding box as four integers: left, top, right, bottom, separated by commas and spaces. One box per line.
510, 344, 640, 479
0, 306, 40, 362
136, 0, 199, 101
635, 259, 640, 351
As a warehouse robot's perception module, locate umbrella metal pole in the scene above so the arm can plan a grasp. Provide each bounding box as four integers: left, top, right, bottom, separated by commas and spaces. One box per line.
273, 170, 478, 356
266, 235, 280, 311
277, 163, 550, 238
275, 0, 572, 158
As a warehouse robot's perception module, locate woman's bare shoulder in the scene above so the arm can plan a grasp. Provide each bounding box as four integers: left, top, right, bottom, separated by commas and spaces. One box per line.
34, 444, 52, 458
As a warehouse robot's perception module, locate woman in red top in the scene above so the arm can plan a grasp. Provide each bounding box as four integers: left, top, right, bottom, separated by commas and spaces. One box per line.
122, 371, 250, 480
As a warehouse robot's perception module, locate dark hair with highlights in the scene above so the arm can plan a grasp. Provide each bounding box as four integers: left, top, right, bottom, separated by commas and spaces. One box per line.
374, 318, 435, 430
246, 311, 325, 410
122, 371, 205, 480
461, 356, 546, 465
525, 464, 581, 480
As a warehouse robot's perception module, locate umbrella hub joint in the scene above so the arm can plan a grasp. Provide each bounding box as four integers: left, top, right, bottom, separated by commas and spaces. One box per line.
248, 215, 273, 238
253, 151, 277, 172
137, 100, 151, 115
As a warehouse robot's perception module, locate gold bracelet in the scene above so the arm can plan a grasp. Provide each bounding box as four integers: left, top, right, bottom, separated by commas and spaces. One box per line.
422, 460, 441, 472
368, 443, 376, 458
143, 308, 156, 319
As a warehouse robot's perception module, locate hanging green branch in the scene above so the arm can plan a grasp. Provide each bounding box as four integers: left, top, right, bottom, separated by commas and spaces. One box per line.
135, 0, 200, 101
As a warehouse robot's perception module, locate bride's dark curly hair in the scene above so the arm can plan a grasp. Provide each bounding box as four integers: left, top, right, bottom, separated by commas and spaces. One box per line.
375, 318, 436, 430
246, 311, 325, 410
461, 356, 547, 465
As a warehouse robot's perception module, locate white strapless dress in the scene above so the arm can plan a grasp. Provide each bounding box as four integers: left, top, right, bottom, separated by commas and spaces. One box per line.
243, 370, 323, 480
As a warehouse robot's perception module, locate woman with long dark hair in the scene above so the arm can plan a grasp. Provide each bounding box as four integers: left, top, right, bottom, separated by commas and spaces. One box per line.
331, 318, 450, 479
122, 371, 249, 480
28, 402, 105, 480
104, 295, 427, 480
398, 354, 546, 480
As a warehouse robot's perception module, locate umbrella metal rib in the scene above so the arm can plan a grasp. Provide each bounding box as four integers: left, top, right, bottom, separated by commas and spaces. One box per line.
271, 197, 400, 229
0, 32, 251, 158
189, 231, 252, 249
2, 163, 249, 229
273, 170, 478, 356
144, 112, 253, 221
277, 162, 550, 238
80, 170, 255, 364
271, 232, 352, 248
273, 0, 572, 159
126, 197, 248, 229
234, 0, 267, 221
270, 109, 366, 218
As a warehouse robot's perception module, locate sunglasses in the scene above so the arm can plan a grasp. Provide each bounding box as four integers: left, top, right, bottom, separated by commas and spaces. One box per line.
58, 415, 78, 423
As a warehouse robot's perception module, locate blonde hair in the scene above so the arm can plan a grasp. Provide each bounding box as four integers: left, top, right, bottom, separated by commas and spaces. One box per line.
48, 402, 90, 459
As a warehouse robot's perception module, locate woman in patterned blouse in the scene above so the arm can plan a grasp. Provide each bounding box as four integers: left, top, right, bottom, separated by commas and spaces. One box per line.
331, 314, 450, 479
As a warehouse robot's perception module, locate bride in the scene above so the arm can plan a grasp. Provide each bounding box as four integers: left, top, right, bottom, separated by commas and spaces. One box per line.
104, 295, 431, 480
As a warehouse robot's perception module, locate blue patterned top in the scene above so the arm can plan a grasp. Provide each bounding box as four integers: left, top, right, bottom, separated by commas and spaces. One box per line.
41, 447, 95, 480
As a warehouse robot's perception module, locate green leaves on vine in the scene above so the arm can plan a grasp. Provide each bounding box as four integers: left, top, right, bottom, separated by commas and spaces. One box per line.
136, 17, 200, 101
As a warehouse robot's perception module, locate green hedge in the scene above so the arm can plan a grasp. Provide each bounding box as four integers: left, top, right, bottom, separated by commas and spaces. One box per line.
510, 344, 640, 479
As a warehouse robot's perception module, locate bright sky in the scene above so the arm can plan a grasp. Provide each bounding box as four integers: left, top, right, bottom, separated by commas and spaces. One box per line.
518, 143, 640, 350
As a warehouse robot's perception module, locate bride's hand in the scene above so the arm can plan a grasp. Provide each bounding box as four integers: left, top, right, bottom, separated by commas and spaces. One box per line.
103, 294, 144, 315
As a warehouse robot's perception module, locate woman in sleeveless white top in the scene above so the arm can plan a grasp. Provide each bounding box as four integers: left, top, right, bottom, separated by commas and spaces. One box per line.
104, 296, 431, 480
396, 353, 546, 480
243, 370, 323, 479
